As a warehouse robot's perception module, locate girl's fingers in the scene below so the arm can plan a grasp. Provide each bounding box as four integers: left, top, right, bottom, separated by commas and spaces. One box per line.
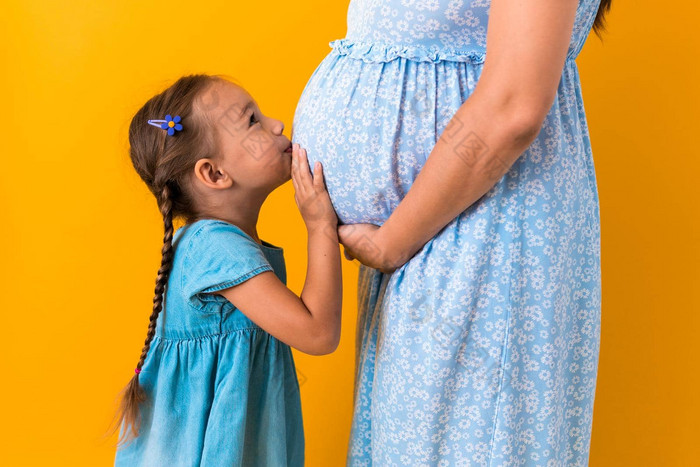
291, 146, 305, 194
296, 148, 313, 187
313, 161, 324, 188
291, 169, 299, 192
290, 150, 298, 187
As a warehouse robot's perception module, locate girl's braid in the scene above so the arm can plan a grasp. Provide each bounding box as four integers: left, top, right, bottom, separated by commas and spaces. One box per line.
136, 184, 174, 373
105, 73, 225, 449
107, 183, 176, 448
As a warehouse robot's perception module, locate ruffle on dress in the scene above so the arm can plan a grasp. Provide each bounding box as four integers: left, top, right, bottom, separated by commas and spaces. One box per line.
328, 38, 487, 64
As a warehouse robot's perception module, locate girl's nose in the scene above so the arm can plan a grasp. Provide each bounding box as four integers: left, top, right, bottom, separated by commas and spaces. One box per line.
266, 115, 284, 134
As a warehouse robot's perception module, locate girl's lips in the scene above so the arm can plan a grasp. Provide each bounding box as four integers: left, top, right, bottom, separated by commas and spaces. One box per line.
284, 146, 293, 153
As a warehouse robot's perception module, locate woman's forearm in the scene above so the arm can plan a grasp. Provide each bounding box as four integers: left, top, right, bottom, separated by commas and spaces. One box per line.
378, 90, 543, 268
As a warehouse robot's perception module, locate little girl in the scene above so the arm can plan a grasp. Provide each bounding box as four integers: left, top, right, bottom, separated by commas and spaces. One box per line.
107, 74, 342, 466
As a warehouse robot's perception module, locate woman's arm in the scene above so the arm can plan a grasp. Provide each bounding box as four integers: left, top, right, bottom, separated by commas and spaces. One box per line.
338, 0, 579, 271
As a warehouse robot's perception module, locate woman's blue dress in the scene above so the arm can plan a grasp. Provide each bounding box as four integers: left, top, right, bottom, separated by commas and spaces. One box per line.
292, 0, 602, 465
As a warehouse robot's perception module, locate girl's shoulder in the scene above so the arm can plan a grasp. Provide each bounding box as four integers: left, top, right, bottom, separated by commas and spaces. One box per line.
174, 219, 284, 257
172, 219, 276, 312
175, 218, 281, 267
174, 219, 260, 255
174, 218, 275, 276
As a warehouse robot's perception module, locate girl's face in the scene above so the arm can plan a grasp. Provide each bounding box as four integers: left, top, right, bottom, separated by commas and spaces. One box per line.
201, 80, 293, 192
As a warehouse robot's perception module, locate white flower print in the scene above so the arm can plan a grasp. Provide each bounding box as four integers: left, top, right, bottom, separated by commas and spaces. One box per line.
293, 0, 602, 465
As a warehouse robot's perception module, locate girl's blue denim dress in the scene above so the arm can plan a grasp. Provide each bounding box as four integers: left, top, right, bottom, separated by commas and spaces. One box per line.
114, 219, 304, 466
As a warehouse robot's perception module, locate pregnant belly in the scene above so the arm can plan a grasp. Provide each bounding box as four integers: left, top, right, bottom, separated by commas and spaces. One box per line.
291, 52, 473, 226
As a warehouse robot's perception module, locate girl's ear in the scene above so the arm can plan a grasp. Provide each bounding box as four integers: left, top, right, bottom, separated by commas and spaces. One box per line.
193, 158, 233, 189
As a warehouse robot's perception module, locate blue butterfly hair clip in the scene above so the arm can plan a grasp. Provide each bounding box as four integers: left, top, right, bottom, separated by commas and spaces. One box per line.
147, 114, 183, 136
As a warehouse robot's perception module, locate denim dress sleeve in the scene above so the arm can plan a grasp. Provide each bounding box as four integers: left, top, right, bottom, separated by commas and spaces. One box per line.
180, 220, 274, 313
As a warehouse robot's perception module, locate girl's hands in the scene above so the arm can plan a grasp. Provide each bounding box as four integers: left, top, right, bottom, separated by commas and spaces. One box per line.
290, 143, 400, 274
291, 143, 338, 232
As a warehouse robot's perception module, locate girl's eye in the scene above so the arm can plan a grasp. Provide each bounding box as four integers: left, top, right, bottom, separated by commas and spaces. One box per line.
249, 112, 259, 126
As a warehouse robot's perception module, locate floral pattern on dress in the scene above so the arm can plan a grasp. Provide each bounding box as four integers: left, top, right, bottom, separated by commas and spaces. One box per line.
292, 0, 602, 465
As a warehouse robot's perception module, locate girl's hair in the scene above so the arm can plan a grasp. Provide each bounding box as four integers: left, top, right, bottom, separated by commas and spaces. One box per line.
592, 0, 612, 39
106, 73, 225, 448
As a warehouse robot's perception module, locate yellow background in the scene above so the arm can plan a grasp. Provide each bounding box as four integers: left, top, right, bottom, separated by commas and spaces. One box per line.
1, 0, 698, 465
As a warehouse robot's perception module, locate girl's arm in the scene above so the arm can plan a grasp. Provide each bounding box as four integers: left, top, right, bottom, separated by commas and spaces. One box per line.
339, 0, 580, 271
216, 146, 342, 355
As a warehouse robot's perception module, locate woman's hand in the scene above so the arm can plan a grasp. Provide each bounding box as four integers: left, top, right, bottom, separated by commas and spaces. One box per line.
337, 224, 399, 274
291, 144, 338, 232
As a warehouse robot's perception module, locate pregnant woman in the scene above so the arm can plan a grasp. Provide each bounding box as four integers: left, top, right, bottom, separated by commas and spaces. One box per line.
292, 0, 608, 464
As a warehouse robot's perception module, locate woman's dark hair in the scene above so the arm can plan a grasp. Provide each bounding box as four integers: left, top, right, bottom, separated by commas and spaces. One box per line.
592, 0, 612, 39
105, 73, 226, 447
